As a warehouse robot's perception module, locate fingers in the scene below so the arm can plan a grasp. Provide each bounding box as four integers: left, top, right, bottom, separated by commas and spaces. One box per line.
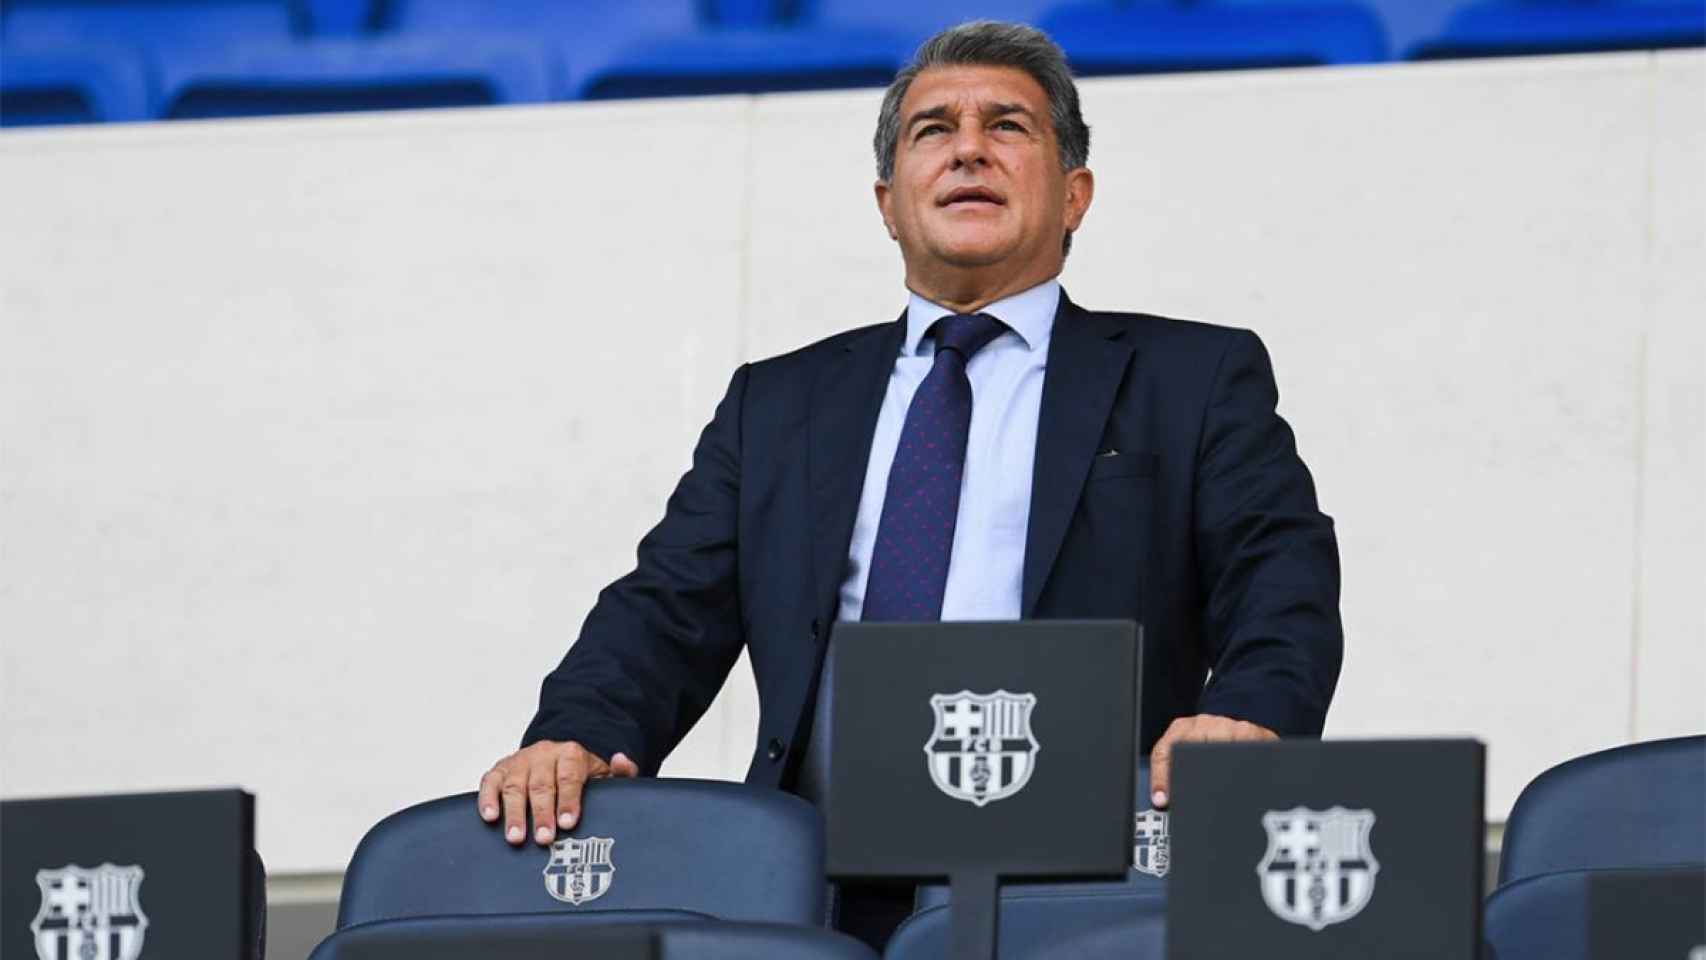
528, 757, 558, 846
1148, 715, 1281, 809
500, 763, 529, 846
555, 745, 593, 835
481, 741, 635, 845
477, 767, 502, 823
1148, 718, 1188, 810
610, 752, 639, 778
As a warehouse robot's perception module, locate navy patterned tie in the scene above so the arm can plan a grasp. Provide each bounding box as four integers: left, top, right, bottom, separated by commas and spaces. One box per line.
862, 312, 1007, 621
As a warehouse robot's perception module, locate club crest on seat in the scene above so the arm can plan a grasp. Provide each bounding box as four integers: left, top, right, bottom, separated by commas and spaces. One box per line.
1134, 808, 1170, 877
924, 690, 1039, 807
1256, 807, 1378, 931
31, 863, 148, 960
545, 837, 616, 906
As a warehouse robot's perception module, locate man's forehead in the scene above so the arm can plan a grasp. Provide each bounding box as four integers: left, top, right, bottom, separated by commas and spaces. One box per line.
902, 64, 1049, 119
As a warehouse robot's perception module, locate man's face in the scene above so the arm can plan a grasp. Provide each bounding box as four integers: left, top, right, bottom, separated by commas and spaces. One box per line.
876, 64, 1092, 285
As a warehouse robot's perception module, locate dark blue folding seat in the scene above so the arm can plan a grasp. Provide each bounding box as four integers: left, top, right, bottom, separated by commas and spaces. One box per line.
886, 766, 1167, 958
311, 915, 878, 959
334, 779, 828, 926
1497, 735, 1704, 885
0, 42, 153, 124
1018, 907, 1167, 959
310, 778, 871, 958
1040, 1, 1389, 75
1409, 0, 1705, 60
1482, 736, 1706, 960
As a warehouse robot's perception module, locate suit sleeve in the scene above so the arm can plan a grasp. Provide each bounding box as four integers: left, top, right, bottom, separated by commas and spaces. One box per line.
521, 365, 750, 772
1192, 330, 1342, 736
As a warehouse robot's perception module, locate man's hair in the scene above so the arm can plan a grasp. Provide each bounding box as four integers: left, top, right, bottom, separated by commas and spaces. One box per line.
872, 20, 1091, 252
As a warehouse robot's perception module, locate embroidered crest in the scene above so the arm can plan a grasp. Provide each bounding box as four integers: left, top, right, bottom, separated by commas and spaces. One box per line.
544, 837, 615, 906
924, 690, 1039, 807
1256, 807, 1379, 931
31, 863, 148, 960
1134, 808, 1170, 878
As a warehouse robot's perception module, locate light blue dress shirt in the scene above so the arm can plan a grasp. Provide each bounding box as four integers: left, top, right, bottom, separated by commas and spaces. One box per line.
836, 279, 1060, 622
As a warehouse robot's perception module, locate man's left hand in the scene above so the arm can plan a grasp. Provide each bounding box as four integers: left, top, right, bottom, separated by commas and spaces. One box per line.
1148, 714, 1278, 809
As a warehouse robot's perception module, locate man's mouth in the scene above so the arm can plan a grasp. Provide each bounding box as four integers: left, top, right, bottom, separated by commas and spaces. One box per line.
937, 186, 1006, 208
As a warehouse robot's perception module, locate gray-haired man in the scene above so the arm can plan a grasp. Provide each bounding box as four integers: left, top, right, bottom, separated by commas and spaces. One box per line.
478, 20, 1342, 947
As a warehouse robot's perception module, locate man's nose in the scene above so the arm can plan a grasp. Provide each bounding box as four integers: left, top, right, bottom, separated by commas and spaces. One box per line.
949, 126, 989, 169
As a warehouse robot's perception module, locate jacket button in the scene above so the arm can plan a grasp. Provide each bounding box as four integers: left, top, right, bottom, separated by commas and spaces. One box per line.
766, 738, 785, 762
810, 618, 821, 640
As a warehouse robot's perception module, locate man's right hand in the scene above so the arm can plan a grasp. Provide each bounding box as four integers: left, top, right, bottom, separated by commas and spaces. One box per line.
477, 741, 639, 846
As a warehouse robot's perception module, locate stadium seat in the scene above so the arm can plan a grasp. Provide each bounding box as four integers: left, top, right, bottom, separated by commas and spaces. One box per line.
1021, 908, 1168, 959
1, 0, 297, 51
154, 35, 553, 120
310, 915, 878, 959
895, 766, 1167, 958
1409, 0, 1706, 60
1481, 865, 1706, 960
1040, 1, 1389, 74
383, 0, 698, 101
885, 892, 1165, 959
0, 43, 152, 125
1497, 735, 1705, 886
808, 0, 1059, 55
576, 25, 905, 100
336, 779, 829, 927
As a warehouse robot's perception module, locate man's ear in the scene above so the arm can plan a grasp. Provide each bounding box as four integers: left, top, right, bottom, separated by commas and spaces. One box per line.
874, 179, 899, 241
1063, 166, 1095, 233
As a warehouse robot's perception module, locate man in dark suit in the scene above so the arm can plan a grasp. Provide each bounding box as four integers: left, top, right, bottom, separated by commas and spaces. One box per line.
477, 20, 1341, 867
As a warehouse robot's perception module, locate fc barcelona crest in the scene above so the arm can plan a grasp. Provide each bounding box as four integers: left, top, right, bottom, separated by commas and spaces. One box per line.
924, 690, 1039, 807
30, 863, 148, 960
1134, 809, 1170, 878
544, 837, 616, 906
1256, 807, 1379, 932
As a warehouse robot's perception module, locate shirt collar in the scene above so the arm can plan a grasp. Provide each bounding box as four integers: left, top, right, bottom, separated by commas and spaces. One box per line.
902, 278, 1061, 357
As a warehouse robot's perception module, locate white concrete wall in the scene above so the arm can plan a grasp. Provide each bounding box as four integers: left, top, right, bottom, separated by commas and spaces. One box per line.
2, 51, 1700, 874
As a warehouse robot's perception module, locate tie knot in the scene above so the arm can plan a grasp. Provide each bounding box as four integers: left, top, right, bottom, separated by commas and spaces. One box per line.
932, 312, 1006, 360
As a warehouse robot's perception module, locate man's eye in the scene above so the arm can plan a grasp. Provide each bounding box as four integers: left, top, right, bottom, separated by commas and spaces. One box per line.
916, 124, 947, 139
994, 120, 1026, 132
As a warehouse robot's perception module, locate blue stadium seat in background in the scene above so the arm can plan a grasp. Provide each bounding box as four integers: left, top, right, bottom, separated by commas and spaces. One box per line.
2, 0, 297, 51
383, 0, 698, 102
154, 34, 552, 119
1409, 0, 1706, 60
1040, 1, 1389, 75
335, 780, 829, 927
1496, 735, 1705, 886
0, 42, 152, 124
808, 0, 1058, 56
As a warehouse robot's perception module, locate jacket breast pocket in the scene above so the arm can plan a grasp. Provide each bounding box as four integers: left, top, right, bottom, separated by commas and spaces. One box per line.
1088, 450, 1159, 482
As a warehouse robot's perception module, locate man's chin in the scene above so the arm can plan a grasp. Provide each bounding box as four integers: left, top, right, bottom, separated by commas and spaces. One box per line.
926, 240, 1017, 270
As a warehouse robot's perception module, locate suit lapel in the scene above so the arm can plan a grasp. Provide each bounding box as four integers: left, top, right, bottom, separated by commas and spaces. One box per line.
808, 315, 906, 623
1022, 295, 1134, 616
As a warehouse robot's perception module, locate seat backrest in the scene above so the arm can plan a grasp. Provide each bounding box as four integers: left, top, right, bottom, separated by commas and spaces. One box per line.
2, 0, 295, 49
1499, 735, 1706, 885
886, 893, 1165, 959
338, 779, 826, 928
1482, 865, 1706, 960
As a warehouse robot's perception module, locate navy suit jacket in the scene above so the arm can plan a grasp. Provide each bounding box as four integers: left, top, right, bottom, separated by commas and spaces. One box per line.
523, 293, 1342, 791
